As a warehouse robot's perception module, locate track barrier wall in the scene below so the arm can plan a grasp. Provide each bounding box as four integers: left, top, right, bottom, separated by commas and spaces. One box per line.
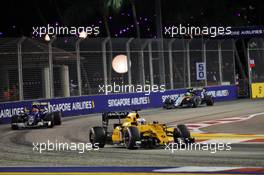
0, 85, 237, 124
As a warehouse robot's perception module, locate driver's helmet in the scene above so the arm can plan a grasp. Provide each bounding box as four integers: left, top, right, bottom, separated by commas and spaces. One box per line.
188, 87, 194, 93
32, 104, 40, 113
185, 92, 191, 96
137, 118, 146, 125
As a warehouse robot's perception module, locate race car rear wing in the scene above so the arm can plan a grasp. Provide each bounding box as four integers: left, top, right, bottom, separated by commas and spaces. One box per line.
102, 112, 128, 127
102, 110, 140, 126
32, 102, 49, 106
103, 112, 129, 119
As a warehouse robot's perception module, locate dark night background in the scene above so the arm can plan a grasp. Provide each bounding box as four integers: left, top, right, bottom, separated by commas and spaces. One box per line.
0, 0, 264, 37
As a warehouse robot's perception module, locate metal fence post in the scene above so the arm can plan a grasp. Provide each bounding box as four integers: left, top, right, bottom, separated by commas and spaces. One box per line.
148, 40, 154, 87
203, 39, 208, 86
218, 40, 223, 85
48, 37, 56, 98
232, 39, 236, 86
247, 42, 252, 98
17, 37, 26, 101
76, 39, 82, 96
158, 39, 166, 86
126, 38, 134, 86
186, 40, 191, 87
140, 40, 150, 86
102, 37, 110, 94
168, 39, 175, 89
182, 39, 187, 87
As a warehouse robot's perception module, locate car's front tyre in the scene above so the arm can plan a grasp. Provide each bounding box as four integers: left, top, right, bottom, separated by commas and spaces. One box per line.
44, 113, 54, 128
177, 124, 195, 144
53, 111, 62, 125
205, 96, 214, 106
89, 127, 106, 148
191, 97, 199, 108
124, 126, 140, 149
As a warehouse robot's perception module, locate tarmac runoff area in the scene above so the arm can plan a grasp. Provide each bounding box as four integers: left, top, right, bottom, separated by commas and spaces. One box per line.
0, 99, 263, 168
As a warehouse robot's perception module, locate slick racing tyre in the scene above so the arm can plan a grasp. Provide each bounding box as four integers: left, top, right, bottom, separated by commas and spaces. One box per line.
206, 96, 214, 106
173, 127, 182, 143
44, 113, 54, 128
53, 111, 62, 125
177, 124, 194, 143
177, 124, 190, 138
163, 98, 174, 109
124, 126, 140, 149
11, 115, 19, 130
89, 127, 106, 148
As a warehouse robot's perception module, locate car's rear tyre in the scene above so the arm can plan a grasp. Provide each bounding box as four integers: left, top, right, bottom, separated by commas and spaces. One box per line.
89, 127, 106, 148
11, 115, 19, 130
124, 126, 140, 149
53, 112, 62, 125
44, 113, 54, 128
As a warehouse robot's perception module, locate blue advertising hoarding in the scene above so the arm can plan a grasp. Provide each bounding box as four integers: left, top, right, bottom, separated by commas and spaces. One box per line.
0, 85, 237, 124
217, 25, 264, 38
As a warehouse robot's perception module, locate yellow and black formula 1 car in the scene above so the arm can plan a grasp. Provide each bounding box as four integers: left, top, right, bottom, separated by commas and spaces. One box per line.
89, 111, 194, 149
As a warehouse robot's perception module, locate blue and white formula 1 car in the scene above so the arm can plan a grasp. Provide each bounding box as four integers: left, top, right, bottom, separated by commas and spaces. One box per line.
163, 88, 214, 109
11, 102, 62, 129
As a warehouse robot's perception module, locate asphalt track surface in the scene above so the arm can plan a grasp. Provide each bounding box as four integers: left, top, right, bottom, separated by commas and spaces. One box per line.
0, 99, 263, 167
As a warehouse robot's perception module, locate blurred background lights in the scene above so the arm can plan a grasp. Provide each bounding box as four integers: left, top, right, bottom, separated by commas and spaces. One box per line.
44, 34, 50, 41
79, 31, 88, 39
112, 54, 130, 73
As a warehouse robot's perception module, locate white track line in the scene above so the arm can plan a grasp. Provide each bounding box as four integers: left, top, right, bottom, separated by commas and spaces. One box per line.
186, 112, 264, 133
153, 166, 248, 172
